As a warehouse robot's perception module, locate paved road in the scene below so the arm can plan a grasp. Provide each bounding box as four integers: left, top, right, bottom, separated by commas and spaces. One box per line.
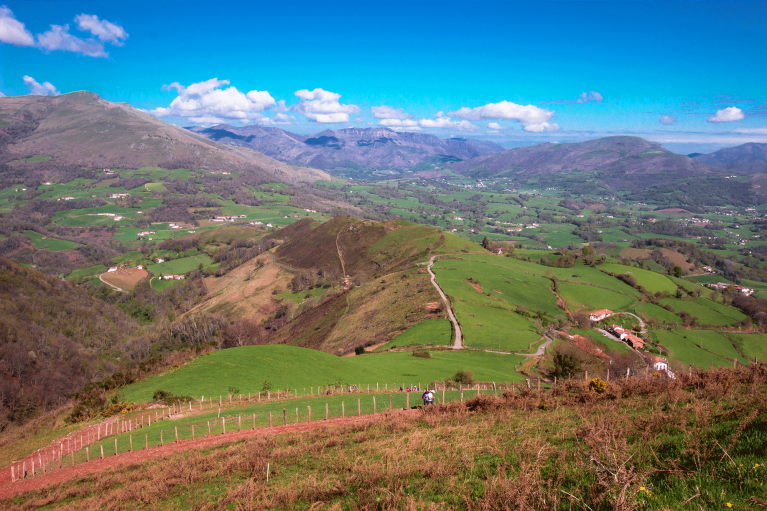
427, 256, 462, 349
516, 336, 553, 357
98, 273, 123, 292
616, 312, 646, 333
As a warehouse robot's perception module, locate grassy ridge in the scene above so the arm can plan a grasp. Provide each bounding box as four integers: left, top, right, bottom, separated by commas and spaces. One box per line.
119, 345, 528, 403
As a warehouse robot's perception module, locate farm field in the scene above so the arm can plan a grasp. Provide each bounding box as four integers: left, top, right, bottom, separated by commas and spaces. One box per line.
100, 268, 149, 291
650, 329, 741, 369
146, 255, 213, 276
597, 263, 678, 294
658, 297, 744, 326
119, 345, 528, 403
22, 231, 78, 251
377, 318, 453, 350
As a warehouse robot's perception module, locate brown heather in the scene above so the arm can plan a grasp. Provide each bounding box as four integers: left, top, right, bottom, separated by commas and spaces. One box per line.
5, 364, 766, 510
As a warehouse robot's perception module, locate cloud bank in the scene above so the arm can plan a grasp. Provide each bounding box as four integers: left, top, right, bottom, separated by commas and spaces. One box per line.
659, 115, 677, 125
294, 88, 359, 123
0, 7, 127, 57
450, 101, 558, 132
151, 78, 276, 125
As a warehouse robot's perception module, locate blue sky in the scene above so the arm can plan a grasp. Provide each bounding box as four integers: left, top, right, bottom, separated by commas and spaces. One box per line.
1, 0, 765, 153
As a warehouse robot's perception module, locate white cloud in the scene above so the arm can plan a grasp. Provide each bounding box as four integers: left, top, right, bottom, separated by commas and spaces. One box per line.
275, 99, 289, 113
23, 75, 59, 96
379, 118, 419, 127
487, 122, 505, 130
0, 9, 126, 57
371, 105, 410, 120
659, 115, 677, 125
0, 6, 34, 46
418, 115, 478, 131
151, 78, 276, 123
577, 91, 603, 103
294, 88, 359, 123
267, 113, 297, 125
450, 101, 558, 132
36, 24, 107, 57
707, 107, 745, 123
74, 14, 127, 45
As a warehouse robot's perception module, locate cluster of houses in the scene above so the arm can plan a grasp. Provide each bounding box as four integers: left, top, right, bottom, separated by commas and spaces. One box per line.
706, 282, 754, 295
89, 212, 124, 221
110, 193, 130, 199
607, 324, 646, 350
159, 274, 185, 280
211, 215, 247, 222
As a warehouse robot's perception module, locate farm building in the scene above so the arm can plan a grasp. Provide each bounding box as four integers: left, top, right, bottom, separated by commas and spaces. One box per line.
161, 274, 185, 280
589, 309, 613, 322
707, 282, 754, 295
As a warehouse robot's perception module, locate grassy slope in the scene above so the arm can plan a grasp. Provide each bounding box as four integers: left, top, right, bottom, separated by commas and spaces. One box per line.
7, 367, 766, 510
120, 345, 528, 403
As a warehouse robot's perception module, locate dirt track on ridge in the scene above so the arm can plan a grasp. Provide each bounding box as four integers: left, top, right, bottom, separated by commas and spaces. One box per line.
0, 413, 383, 500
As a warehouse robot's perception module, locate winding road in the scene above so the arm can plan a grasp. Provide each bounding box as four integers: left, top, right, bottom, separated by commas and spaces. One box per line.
427, 256, 463, 349
98, 273, 123, 292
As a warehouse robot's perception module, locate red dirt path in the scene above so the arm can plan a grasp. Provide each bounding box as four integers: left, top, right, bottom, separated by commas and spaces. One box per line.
0, 413, 385, 500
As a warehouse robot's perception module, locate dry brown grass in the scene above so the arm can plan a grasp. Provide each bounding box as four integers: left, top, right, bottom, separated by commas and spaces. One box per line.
6, 364, 766, 510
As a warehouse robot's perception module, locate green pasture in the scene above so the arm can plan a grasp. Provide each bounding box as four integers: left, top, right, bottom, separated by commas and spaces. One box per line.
597, 263, 678, 294
145, 182, 167, 192
650, 330, 746, 369
22, 231, 78, 251
378, 319, 453, 350
67, 264, 107, 279
452, 301, 541, 352
147, 254, 213, 276
151, 277, 181, 291
658, 297, 744, 327
119, 167, 193, 180
633, 302, 681, 324
558, 281, 637, 312
22, 155, 52, 162
728, 333, 767, 362
119, 345, 528, 403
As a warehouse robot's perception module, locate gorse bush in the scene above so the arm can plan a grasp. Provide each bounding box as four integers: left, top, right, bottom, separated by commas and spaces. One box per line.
412, 351, 432, 359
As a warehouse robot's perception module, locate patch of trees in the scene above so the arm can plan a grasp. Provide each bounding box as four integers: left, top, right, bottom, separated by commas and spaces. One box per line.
110, 178, 153, 190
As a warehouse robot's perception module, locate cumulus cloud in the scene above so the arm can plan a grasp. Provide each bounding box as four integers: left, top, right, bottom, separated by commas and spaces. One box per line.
707, 107, 745, 123
371, 105, 410, 120
36, 24, 107, 57
735, 127, 767, 135
151, 78, 276, 123
418, 113, 478, 131
0, 6, 34, 46
267, 113, 298, 125
293, 88, 359, 123
0, 8, 127, 57
23, 75, 60, 96
659, 115, 677, 125
74, 14, 127, 45
577, 91, 603, 103
379, 118, 419, 128
450, 101, 558, 132
487, 122, 505, 130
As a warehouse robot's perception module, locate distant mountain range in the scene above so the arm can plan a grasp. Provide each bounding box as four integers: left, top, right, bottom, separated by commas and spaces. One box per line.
690, 143, 767, 174
0, 92, 329, 183
189, 125, 505, 175
447, 136, 725, 190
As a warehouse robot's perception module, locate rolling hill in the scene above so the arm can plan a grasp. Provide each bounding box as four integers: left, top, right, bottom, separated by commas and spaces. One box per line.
691, 142, 767, 174
0, 92, 329, 183
190, 125, 505, 174
448, 136, 725, 191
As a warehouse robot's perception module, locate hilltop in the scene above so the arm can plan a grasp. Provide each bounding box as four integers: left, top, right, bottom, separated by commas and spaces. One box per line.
449, 136, 725, 191
0, 92, 329, 183
691, 142, 767, 174
191, 125, 505, 176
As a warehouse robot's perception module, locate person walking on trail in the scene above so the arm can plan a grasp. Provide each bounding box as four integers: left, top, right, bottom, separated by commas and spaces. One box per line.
427, 389, 434, 405
422, 390, 429, 406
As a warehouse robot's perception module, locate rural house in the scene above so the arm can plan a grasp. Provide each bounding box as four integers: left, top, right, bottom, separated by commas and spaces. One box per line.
589, 309, 613, 322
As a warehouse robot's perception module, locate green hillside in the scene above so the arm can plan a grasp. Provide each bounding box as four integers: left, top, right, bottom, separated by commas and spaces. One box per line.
120, 345, 528, 402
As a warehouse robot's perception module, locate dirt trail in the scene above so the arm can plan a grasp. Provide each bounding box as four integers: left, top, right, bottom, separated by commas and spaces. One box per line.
98, 273, 123, 291
0, 413, 387, 500
427, 256, 462, 349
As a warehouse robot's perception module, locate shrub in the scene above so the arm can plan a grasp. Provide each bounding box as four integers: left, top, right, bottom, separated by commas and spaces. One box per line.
412, 351, 432, 359
589, 377, 607, 394
452, 370, 475, 385
354, 346, 366, 356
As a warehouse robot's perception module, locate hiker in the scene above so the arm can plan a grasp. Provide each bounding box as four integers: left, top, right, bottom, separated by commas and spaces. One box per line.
427, 389, 434, 405
422, 390, 429, 406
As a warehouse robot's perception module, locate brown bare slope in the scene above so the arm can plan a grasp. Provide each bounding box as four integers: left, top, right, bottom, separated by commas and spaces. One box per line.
0, 92, 329, 183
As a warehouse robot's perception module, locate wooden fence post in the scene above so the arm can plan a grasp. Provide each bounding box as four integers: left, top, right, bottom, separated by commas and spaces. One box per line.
175, 427, 179, 443
308, 406, 312, 422
145, 434, 148, 450
239, 415, 242, 431
269, 412, 272, 427
537, 379, 541, 391
325, 403, 329, 420
342, 401, 345, 417
283, 409, 287, 425
114, 438, 118, 455
223, 418, 226, 434
358, 398, 361, 416
390, 395, 392, 410
101, 445, 104, 459
192, 425, 194, 440
295, 408, 298, 424
86, 447, 89, 462
373, 396, 377, 413
253, 413, 256, 430
130, 435, 133, 452
207, 421, 211, 436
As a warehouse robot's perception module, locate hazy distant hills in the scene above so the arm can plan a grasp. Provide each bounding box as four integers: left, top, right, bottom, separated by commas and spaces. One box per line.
190, 125, 505, 174
449, 136, 725, 190
690, 143, 767, 174
0, 92, 329, 183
